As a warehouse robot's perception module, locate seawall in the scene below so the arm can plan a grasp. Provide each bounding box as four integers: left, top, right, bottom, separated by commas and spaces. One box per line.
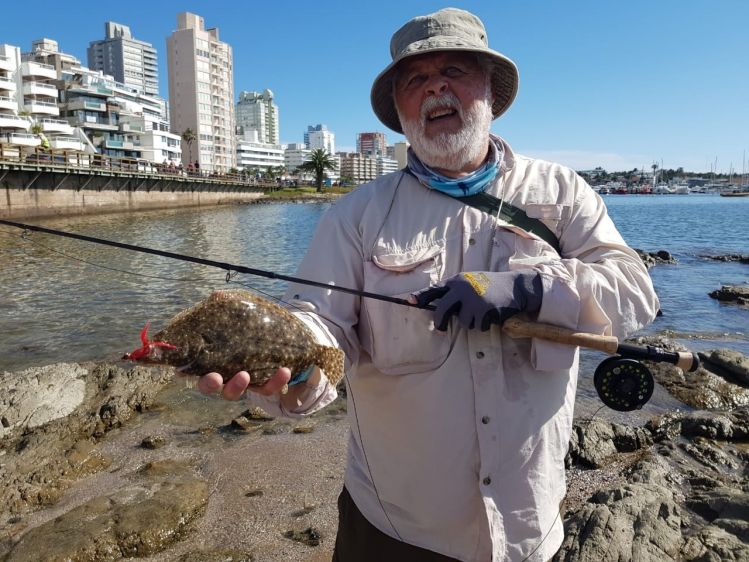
0, 163, 270, 220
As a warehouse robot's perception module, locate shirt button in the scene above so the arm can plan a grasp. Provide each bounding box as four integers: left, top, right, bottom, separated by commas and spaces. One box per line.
481, 416, 490, 424
483, 477, 492, 486
476, 351, 485, 359
468, 238, 476, 246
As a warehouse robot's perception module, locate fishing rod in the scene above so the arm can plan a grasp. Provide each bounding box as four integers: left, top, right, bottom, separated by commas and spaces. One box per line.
0, 218, 699, 410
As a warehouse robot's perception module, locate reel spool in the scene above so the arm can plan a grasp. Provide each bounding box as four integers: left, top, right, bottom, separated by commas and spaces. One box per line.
593, 357, 654, 411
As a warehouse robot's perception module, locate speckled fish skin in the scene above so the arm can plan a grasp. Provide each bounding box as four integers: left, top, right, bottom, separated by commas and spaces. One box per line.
131, 290, 344, 386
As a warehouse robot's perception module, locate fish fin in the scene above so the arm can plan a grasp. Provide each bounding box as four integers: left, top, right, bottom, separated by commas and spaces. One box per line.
312, 345, 345, 386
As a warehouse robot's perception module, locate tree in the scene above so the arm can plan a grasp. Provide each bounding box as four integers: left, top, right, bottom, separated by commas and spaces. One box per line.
298, 149, 337, 192
181, 128, 197, 164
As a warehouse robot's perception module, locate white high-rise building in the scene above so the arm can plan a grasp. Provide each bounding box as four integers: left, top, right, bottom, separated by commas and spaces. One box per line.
236, 89, 278, 145
87, 22, 159, 97
167, 12, 236, 173
236, 130, 284, 172
304, 123, 335, 155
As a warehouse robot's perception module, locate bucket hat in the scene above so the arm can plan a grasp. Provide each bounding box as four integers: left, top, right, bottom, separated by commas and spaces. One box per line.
371, 8, 519, 134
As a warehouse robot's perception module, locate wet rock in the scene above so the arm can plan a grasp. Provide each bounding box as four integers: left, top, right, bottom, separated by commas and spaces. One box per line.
293, 425, 315, 434
244, 488, 264, 498
4, 477, 209, 561
0, 362, 173, 516
557, 407, 749, 562
283, 526, 322, 546
700, 254, 749, 264
700, 349, 749, 386
630, 339, 749, 410
244, 406, 274, 421
566, 418, 652, 469
555, 455, 684, 562
141, 435, 166, 449
230, 415, 263, 432
635, 249, 678, 269
649, 361, 749, 411
708, 285, 749, 305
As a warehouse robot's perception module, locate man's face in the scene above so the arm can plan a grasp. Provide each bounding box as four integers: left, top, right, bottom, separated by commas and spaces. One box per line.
393, 52, 494, 172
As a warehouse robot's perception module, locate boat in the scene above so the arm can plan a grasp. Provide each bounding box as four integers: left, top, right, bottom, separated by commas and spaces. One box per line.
673, 181, 691, 195
654, 183, 675, 194
720, 185, 749, 197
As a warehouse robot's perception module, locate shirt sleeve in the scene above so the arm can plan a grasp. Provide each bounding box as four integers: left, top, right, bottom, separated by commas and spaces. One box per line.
523, 172, 660, 370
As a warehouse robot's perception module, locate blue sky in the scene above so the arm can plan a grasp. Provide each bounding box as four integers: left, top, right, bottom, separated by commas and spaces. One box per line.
3, 1, 747, 174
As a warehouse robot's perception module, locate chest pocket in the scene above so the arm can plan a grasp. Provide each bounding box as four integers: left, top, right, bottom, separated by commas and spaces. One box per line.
359, 245, 456, 375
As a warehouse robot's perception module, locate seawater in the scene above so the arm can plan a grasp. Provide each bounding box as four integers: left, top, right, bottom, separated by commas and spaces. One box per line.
0, 194, 746, 420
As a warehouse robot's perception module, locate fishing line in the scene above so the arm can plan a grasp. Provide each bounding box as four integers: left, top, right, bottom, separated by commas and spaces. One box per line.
0, 228, 210, 285
0, 219, 669, 558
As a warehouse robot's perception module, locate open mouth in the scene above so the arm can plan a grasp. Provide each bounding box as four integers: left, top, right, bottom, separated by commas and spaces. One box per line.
426, 107, 458, 121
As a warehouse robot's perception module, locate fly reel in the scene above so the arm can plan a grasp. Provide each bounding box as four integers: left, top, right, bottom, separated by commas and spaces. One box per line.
593, 357, 654, 411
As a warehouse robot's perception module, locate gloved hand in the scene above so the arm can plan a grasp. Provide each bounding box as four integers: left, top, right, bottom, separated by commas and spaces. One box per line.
412, 270, 543, 331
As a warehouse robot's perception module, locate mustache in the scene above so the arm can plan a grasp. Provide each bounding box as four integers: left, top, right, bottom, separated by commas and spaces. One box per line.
419, 94, 463, 125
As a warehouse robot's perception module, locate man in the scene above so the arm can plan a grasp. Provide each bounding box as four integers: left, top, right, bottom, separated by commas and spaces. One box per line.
199, 8, 659, 561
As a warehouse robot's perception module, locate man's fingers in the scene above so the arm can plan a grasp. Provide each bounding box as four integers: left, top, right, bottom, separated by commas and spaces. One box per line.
197, 372, 224, 395
251, 367, 292, 396
412, 285, 450, 307
222, 371, 251, 400
435, 299, 462, 332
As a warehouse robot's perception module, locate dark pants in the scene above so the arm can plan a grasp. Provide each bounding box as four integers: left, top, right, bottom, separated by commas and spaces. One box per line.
332, 487, 460, 562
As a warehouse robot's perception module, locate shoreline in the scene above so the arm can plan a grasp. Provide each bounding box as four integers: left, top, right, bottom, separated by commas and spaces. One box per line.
1, 344, 748, 561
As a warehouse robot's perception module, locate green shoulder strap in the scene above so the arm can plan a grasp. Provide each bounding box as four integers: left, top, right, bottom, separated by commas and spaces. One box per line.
402, 170, 561, 254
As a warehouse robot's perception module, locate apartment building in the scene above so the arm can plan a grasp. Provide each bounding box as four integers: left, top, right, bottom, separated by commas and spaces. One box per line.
304, 124, 335, 154
236, 89, 278, 145
392, 141, 408, 169
357, 131, 386, 157
167, 12, 236, 173
236, 130, 284, 172
0, 40, 87, 153
339, 152, 377, 184
87, 22, 159, 97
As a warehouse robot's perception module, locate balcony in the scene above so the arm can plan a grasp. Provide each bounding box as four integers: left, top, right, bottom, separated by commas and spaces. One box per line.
49, 136, 85, 151
0, 114, 30, 130
23, 100, 59, 116
0, 77, 17, 92
22, 81, 57, 98
1, 132, 40, 147
0, 95, 16, 111
80, 117, 117, 131
120, 122, 144, 133
40, 118, 74, 135
106, 138, 141, 150
20, 61, 56, 80
0, 55, 14, 73
66, 98, 106, 112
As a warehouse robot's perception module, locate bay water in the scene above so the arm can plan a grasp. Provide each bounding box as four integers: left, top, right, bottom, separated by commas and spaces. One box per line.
0, 194, 746, 421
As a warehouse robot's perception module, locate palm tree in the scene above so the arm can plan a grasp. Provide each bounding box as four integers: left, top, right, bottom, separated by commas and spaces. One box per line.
181, 128, 197, 165
298, 149, 337, 192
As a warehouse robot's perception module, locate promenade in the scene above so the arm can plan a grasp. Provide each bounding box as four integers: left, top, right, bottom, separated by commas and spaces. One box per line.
0, 145, 280, 220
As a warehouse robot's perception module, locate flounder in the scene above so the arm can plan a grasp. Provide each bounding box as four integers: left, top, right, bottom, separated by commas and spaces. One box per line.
123, 289, 344, 386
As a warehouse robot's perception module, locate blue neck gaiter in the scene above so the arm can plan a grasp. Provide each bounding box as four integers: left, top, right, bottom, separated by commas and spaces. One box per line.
407, 135, 505, 197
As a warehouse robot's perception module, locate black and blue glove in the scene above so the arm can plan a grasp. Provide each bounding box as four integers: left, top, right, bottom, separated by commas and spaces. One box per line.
413, 270, 543, 332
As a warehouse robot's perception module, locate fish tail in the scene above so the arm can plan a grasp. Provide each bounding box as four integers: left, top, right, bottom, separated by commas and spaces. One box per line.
312, 345, 345, 386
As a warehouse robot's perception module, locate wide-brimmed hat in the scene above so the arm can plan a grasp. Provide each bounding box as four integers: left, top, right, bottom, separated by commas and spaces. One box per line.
371, 8, 519, 134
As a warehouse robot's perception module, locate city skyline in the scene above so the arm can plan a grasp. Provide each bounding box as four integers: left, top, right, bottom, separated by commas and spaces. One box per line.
2, 1, 747, 174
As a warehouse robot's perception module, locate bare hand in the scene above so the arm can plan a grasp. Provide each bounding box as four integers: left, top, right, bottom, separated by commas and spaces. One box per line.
197, 368, 292, 401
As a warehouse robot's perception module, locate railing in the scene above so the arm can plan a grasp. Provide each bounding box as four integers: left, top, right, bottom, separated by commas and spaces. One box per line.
0, 144, 283, 189
40, 118, 70, 125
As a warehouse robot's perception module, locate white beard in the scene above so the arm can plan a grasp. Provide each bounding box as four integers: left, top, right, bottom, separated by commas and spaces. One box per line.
398, 85, 493, 171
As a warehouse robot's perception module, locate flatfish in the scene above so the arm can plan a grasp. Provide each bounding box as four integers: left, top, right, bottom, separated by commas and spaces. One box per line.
123, 289, 344, 386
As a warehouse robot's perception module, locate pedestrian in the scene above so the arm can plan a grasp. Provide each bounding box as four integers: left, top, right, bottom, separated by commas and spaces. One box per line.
198, 8, 659, 561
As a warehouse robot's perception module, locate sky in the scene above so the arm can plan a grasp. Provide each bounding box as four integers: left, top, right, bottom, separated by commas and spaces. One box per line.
2, 0, 747, 174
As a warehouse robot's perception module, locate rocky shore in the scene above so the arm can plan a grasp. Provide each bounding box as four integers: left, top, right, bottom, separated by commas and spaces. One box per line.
1, 341, 747, 561
0, 248, 746, 561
